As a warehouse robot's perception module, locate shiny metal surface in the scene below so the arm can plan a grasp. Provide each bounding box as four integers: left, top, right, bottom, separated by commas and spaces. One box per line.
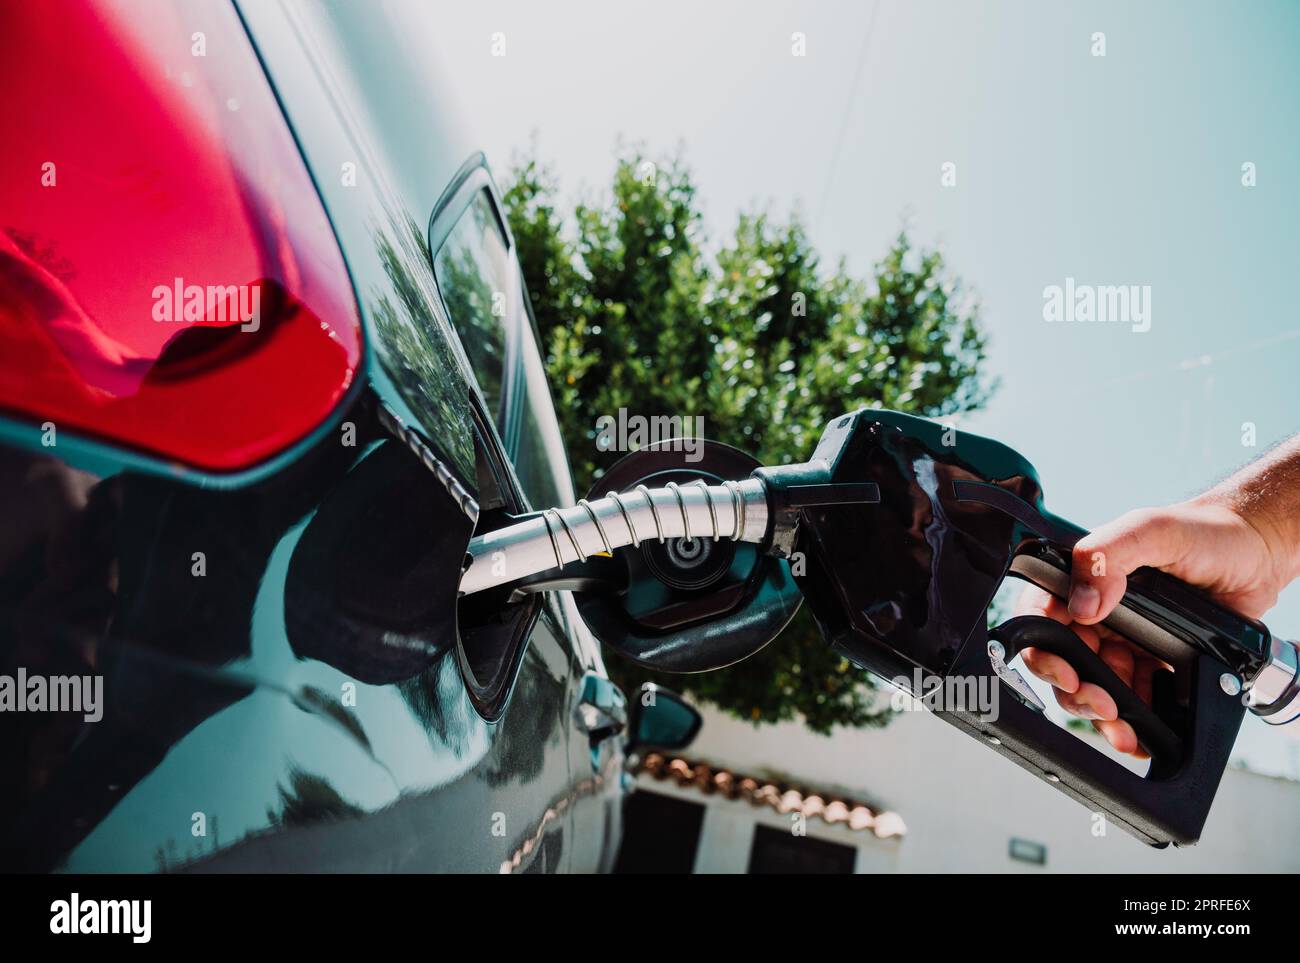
460, 479, 769, 595
1247, 635, 1300, 725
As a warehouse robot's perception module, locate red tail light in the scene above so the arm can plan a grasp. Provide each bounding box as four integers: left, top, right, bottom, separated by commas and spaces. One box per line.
0, 0, 363, 473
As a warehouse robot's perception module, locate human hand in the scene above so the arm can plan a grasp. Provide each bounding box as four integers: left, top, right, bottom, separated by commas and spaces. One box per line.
1016, 497, 1292, 756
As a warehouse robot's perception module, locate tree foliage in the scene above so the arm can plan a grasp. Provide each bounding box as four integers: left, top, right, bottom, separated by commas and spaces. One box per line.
503, 149, 995, 734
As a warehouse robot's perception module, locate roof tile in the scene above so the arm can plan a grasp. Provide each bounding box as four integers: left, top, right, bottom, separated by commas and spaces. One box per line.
635, 753, 907, 838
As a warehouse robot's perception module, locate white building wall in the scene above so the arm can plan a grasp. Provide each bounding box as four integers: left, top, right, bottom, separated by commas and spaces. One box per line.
686, 705, 1300, 873
637, 776, 903, 874
693, 803, 755, 874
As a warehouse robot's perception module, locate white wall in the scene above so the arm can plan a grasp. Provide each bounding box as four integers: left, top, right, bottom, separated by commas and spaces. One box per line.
686, 705, 1300, 873
634, 776, 903, 874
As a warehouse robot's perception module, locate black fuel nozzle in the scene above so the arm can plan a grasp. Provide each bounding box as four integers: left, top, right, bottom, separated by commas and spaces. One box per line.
780, 407, 1282, 847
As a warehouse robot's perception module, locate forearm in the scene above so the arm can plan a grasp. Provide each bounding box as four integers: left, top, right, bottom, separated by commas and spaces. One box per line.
1194, 434, 1300, 588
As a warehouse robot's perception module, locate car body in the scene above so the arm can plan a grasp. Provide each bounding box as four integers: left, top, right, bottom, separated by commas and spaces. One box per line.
0, 0, 630, 873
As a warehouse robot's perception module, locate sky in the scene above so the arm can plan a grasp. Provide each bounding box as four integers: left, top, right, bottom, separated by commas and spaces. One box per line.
422, 0, 1300, 777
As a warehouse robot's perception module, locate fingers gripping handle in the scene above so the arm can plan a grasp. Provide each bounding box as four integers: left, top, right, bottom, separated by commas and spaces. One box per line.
1015, 550, 1298, 736
990, 616, 1184, 768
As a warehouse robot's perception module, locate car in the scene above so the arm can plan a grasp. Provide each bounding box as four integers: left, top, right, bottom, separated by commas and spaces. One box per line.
0, 0, 698, 874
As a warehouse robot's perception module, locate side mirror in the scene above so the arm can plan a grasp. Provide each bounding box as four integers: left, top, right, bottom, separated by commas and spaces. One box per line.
626, 683, 702, 753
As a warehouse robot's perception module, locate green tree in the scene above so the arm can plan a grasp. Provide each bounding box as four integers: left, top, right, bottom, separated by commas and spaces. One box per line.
503, 149, 995, 735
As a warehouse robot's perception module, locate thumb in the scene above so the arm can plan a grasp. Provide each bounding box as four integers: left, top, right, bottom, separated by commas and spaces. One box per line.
1068, 508, 1189, 625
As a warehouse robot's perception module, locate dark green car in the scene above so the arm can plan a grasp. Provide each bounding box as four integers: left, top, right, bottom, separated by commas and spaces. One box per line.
0, 0, 692, 873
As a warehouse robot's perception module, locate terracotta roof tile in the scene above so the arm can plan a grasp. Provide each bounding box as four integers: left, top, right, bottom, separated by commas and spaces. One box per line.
635, 753, 907, 838
777, 789, 803, 814
848, 806, 875, 832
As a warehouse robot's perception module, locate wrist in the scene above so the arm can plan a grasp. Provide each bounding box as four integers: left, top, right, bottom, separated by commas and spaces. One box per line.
1252, 509, 1300, 590
1190, 490, 1300, 597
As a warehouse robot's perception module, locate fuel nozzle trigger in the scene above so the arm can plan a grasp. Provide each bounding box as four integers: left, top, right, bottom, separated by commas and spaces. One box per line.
986, 636, 1046, 713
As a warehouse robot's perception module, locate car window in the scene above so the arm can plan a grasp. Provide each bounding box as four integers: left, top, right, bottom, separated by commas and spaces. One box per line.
512, 289, 576, 511
433, 190, 511, 422
434, 184, 575, 513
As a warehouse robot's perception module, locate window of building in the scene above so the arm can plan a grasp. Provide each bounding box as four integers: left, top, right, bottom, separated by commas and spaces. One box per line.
747, 824, 857, 874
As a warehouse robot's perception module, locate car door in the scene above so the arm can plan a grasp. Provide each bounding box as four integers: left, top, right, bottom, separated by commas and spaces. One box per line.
506, 296, 626, 873
505, 293, 627, 874
426, 164, 593, 871
426, 161, 629, 872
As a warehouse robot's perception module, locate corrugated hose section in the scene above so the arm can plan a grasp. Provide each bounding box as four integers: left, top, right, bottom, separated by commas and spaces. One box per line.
458, 478, 770, 596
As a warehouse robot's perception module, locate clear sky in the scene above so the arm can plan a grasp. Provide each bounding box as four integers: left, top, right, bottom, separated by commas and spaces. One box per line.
424, 0, 1300, 777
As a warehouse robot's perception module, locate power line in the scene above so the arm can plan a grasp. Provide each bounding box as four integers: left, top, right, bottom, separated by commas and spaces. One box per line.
814, 0, 880, 231
1102, 325, 1300, 387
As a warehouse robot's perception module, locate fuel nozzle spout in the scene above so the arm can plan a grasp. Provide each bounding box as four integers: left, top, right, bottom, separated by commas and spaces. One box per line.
459, 477, 769, 596
458, 455, 885, 597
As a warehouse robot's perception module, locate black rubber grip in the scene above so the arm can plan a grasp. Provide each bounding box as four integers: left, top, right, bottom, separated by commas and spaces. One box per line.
990, 615, 1184, 768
